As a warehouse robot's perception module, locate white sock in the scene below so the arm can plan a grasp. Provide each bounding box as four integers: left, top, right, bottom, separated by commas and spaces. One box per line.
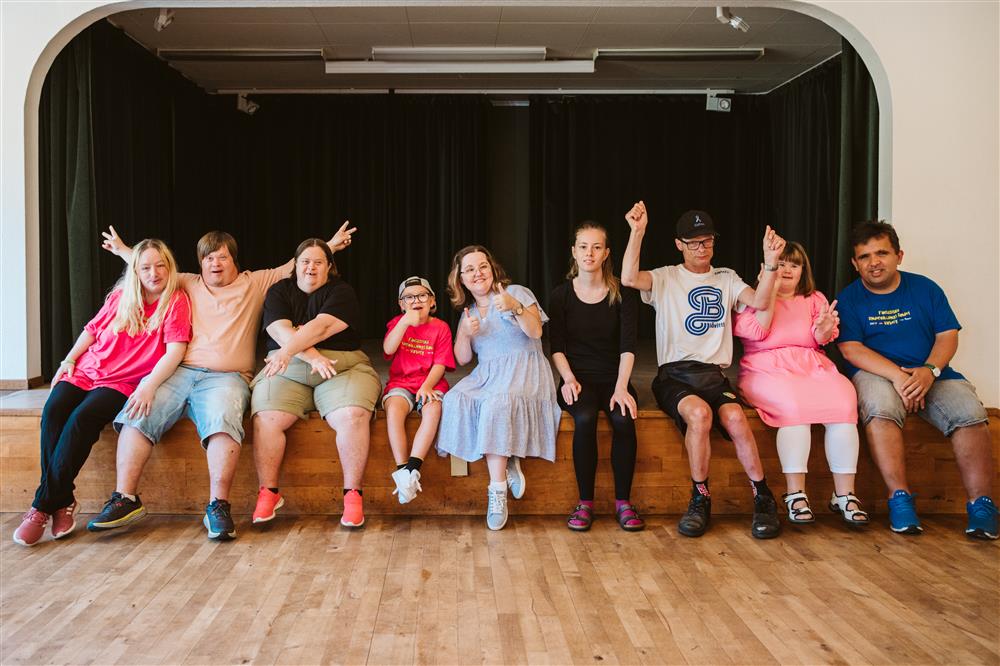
119, 492, 137, 502
488, 481, 506, 493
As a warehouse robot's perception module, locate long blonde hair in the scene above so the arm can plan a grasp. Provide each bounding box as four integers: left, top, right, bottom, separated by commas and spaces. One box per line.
447, 245, 511, 309
110, 239, 181, 336
566, 222, 622, 305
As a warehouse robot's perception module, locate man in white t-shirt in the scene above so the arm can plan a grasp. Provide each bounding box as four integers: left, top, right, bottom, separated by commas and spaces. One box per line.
622, 202, 786, 539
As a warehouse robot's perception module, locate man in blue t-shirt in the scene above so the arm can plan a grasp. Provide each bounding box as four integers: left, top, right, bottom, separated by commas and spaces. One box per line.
837, 221, 995, 539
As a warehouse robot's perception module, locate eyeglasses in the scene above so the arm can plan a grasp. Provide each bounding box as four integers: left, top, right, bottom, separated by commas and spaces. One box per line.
681, 238, 716, 250
460, 263, 491, 277
400, 292, 431, 304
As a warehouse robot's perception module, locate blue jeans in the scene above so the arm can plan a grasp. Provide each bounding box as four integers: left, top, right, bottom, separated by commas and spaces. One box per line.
852, 370, 988, 436
114, 365, 250, 447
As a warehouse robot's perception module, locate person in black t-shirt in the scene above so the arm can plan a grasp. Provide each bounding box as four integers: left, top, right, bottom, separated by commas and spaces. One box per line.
549, 222, 643, 532
249, 238, 381, 529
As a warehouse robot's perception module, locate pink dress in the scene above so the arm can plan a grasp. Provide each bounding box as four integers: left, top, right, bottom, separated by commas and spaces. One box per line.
734, 292, 857, 427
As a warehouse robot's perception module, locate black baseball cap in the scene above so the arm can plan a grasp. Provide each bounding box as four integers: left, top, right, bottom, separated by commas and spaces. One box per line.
675, 210, 718, 239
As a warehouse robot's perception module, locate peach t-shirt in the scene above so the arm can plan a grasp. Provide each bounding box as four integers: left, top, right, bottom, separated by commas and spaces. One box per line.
179, 260, 292, 379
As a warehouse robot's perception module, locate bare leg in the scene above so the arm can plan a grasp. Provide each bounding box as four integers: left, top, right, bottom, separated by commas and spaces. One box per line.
206, 433, 241, 501
411, 401, 442, 460
325, 406, 371, 489
717, 403, 765, 480
384, 397, 411, 466
832, 473, 856, 497
951, 423, 995, 501
485, 454, 508, 484
253, 411, 299, 488
677, 396, 712, 480
865, 417, 909, 497
784, 472, 807, 493
115, 426, 154, 495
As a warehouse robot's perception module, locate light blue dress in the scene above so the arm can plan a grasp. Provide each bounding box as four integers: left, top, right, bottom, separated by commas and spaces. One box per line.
437, 284, 560, 462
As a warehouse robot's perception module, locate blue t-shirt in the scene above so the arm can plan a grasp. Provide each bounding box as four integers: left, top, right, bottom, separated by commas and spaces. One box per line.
836, 271, 963, 380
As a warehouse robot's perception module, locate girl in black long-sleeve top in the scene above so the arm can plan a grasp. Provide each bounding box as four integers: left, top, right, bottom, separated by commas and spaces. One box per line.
549, 222, 643, 532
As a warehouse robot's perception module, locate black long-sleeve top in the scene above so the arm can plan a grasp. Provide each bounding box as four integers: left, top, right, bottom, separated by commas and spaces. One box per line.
548, 280, 638, 384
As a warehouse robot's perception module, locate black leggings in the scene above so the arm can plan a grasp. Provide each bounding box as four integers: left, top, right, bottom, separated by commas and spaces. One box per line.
34, 382, 126, 513
558, 381, 638, 501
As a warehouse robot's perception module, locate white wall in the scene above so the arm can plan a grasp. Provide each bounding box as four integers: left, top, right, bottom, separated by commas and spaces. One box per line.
2, 1, 998, 404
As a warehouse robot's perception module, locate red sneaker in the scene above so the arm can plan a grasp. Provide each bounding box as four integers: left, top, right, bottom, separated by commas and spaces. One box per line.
51, 501, 77, 539
252, 487, 284, 524
13, 508, 49, 546
340, 489, 365, 528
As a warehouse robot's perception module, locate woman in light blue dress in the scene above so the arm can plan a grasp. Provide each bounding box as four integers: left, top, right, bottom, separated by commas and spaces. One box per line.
437, 245, 560, 530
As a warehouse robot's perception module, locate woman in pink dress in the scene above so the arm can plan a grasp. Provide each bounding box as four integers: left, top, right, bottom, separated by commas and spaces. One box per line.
735, 242, 869, 526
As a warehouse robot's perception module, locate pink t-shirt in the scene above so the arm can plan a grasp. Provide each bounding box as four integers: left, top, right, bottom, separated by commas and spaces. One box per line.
383, 315, 456, 395
63, 289, 192, 397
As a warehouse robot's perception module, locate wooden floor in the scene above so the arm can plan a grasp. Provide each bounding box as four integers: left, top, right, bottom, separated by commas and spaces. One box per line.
1, 513, 997, 665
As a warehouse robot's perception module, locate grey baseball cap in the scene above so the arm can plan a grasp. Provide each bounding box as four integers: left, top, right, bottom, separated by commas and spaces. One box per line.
397, 276, 435, 298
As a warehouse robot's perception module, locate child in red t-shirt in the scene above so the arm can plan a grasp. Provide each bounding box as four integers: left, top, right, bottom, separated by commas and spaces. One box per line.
383, 276, 456, 503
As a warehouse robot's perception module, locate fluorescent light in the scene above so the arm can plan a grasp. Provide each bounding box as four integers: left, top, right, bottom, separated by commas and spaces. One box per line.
371, 47, 547, 62
597, 48, 764, 62
325, 60, 594, 74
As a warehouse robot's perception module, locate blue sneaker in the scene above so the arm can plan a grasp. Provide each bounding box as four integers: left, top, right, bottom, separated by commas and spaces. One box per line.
966, 496, 999, 540
887, 490, 922, 534
203, 499, 236, 541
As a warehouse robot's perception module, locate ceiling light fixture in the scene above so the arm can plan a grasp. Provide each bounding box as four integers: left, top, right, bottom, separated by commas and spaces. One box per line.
716, 7, 750, 33
597, 47, 764, 62
159, 49, 324, 62
153, 8, 174, 32
236, 93, 259, 115
706, 90, 734, 112
325, 46, 594, 74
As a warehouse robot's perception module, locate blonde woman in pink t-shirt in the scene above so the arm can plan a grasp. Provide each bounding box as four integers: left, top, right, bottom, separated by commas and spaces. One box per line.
13, 239, 191, 546
382, 276, 456, 504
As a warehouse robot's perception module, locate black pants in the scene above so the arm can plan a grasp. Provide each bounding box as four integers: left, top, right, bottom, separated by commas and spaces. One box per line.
558, 380, 638, 501
33, 382, 126, 513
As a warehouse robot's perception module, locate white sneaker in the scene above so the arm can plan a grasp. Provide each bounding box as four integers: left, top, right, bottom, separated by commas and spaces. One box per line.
506, 456, 526, 499
486, 485, 508, 530
391, 468, 416, 504
408, 469, 423, 499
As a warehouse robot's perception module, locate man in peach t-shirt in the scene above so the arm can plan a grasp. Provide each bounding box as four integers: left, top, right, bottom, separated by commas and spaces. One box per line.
86, 223, 355, 540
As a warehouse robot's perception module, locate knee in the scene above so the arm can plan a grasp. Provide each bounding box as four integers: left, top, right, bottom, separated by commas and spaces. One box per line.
684, 403, 713, 430
333, 406, 371, 430
571, 407, 599, 433
719, 406, 749, 434
608, 410, 635, 434
420, 401, 442, 419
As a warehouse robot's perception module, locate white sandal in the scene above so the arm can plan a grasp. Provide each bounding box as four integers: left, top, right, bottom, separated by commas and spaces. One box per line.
829, 492, 870, 526
782, 491, 815, 524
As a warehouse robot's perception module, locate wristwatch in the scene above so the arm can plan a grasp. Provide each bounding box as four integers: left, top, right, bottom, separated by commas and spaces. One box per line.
763, 263, 778, 272
922, 363, 941, 378
512, 304, 524, 316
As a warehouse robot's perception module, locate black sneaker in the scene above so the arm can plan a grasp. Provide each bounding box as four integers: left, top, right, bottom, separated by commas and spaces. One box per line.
204, 499, 236, 541
87, 492, 147, 532
678, 494, 711, 537
751, 494, 782, 539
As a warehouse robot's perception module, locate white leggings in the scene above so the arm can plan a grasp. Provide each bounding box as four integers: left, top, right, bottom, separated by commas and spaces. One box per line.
775, 423, 859, 474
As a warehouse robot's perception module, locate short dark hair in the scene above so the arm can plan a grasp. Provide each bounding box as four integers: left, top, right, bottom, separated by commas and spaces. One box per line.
292, 238, 338, 278
850, 220, 900, 253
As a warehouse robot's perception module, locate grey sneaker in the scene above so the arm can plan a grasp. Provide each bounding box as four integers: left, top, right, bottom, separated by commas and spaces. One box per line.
506, 456, 526, 500
486, 486, 509, 530
391, 468, 416, 504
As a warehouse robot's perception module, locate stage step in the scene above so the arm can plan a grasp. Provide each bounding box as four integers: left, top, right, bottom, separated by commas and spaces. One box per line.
2, 389, 996, 516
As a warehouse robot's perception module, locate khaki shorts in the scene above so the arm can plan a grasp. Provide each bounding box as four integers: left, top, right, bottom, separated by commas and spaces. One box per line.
250, 349, 382, 419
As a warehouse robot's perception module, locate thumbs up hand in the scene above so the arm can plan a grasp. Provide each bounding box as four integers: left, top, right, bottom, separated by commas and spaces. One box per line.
492, 285, 520, 314
462, 307, 481, 337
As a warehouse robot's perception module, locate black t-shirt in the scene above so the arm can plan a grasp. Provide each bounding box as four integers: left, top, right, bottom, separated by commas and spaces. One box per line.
261, 276, 361, 352
548, 280, 638, 383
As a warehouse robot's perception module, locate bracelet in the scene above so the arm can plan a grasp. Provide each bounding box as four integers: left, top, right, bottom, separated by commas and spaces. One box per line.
763, 263, 778, 272
60, 359, 76, 366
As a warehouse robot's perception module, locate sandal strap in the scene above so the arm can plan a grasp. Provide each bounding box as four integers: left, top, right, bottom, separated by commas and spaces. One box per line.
783, 491, 813, 515
569, 505, 593, 520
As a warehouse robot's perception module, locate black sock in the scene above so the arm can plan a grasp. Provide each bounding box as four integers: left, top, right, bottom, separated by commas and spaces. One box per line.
343, 488, 363, 496
406, 456, 424, 472
268, 487, 279, 494
396, 463, 406, 470
750, 477, 773, 499
693, 479, 711, 498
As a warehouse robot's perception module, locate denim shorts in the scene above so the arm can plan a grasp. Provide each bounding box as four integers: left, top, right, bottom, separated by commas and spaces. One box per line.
114, 365, 250, 447
382, 386, 445, 413
852, 370, 988, 436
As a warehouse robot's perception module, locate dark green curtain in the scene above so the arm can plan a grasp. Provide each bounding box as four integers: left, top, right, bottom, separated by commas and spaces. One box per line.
38, 31, 100, 379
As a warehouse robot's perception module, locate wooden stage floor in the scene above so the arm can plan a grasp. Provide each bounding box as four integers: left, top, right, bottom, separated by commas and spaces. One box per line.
1, 513, 997, 665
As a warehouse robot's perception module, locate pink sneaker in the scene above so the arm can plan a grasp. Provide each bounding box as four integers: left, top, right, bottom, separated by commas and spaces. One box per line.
51, 501, 77, 539
252, 487, 285, 524
13, 508, 49, 546
340, 489, 365, 528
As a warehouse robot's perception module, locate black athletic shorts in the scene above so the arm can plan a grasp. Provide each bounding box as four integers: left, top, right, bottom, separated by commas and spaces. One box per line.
650, 360, 742, 437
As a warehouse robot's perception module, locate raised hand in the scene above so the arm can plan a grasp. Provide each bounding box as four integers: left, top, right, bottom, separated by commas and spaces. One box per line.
462, 307, 481, 337
560, 379, 582, 406
101, 225, 129, 257
328, 220, 357, 253
813, 298, 840, 342
625, 200, 648, 233
492, 285, 520, 314
762, 225, 786, 265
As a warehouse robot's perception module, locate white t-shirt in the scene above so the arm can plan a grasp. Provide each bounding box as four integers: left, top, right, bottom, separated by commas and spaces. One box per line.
640, 264, 750, 368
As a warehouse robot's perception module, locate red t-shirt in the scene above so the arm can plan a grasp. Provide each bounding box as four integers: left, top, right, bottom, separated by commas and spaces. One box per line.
63, 289, 192, 397
382, 315, 456, 395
